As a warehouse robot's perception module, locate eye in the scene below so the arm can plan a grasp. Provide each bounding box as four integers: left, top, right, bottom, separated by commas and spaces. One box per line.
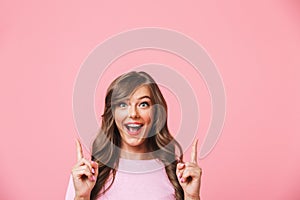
118, 102, 127, 108
139, 102, 150, 108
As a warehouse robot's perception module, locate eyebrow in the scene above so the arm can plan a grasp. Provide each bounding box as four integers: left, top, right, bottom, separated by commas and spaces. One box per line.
137, 95, 152, 100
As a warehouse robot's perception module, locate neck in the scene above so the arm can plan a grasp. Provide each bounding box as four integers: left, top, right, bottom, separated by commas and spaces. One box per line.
120, 143, 153, 160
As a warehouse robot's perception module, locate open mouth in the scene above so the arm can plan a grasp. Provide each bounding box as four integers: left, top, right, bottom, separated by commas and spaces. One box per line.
125, 123, 143, 135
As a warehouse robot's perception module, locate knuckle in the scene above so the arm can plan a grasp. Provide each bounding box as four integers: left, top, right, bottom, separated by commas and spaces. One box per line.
72, 165, 78, 172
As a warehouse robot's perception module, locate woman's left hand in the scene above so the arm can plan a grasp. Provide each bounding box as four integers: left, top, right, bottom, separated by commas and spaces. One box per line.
176, 139, 202, 200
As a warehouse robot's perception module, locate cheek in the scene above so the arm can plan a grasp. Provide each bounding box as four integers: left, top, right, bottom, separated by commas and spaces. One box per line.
114, 110, 127, 126
140, 110, 153, 124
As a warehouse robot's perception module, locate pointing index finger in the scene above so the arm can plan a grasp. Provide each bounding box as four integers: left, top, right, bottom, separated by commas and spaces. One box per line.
190, 139, 199, 164
76, 138, 83, 161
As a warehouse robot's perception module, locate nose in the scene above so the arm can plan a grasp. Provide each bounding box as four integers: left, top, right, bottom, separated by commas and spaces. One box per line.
128, 105, 139, 118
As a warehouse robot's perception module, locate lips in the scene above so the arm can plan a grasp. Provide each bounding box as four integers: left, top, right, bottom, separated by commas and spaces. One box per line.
124, 122, 143, 135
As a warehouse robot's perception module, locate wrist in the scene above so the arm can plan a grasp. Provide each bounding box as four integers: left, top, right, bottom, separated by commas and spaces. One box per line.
184, 193, 200, 200
74, 195, 90, 200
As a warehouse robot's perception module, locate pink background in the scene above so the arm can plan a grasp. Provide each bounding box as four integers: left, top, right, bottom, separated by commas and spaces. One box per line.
1, 0, 300, 199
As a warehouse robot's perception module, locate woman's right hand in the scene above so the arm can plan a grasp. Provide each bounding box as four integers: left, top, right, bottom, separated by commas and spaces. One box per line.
71, 139, 98, 200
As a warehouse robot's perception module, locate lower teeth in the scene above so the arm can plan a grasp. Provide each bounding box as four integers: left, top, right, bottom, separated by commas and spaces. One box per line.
129, 127, 140, 132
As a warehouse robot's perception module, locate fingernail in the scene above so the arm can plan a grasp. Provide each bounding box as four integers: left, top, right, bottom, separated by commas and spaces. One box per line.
178, 172, 182, 178
92, 161, 98, 166
91, 168, 95, 174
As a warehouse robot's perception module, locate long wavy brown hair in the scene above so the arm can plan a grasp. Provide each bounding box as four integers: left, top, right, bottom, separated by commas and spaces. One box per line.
90, 71, 184, 199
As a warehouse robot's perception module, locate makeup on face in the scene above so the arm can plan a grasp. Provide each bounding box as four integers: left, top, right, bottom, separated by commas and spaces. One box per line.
114, 85, 153, 153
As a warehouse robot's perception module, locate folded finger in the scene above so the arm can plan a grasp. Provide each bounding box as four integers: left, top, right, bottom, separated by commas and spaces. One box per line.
91, 161, 99, 176
74, 158, 94, 173
176, 162, 185, 178
75, 170, 96, 182
176, 162, 185, 171
73, 166, 96, 182
180, 167, 202, 183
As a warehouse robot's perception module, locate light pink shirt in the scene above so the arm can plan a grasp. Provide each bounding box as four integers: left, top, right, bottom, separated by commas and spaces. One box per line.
65, 158, 176, 200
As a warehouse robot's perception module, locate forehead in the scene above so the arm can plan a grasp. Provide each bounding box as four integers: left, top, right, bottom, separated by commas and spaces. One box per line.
130, 85, 151, 100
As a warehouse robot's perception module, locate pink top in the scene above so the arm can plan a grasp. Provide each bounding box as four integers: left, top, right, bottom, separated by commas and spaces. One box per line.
65, 158, 176, 200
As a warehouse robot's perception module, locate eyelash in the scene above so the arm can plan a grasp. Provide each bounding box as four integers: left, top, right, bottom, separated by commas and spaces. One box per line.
139, 102, 150, 108
117, 102, 150, 108
118, 102, 127, 108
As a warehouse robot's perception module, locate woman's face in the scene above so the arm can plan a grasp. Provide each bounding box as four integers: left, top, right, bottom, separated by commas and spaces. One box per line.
114, 85, 153, 153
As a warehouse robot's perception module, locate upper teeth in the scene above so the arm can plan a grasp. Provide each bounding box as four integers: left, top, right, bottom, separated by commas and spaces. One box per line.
127, 124, 141, 127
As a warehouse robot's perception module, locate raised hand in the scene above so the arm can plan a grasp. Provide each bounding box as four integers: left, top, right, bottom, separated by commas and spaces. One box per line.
176, 139, 202, 200
71, 139, 98, 200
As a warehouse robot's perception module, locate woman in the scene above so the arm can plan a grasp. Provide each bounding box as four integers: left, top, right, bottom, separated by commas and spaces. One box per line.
66, 71, 202, 200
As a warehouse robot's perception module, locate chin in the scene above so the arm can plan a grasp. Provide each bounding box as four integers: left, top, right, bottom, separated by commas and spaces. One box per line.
124, 137, 146, 147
